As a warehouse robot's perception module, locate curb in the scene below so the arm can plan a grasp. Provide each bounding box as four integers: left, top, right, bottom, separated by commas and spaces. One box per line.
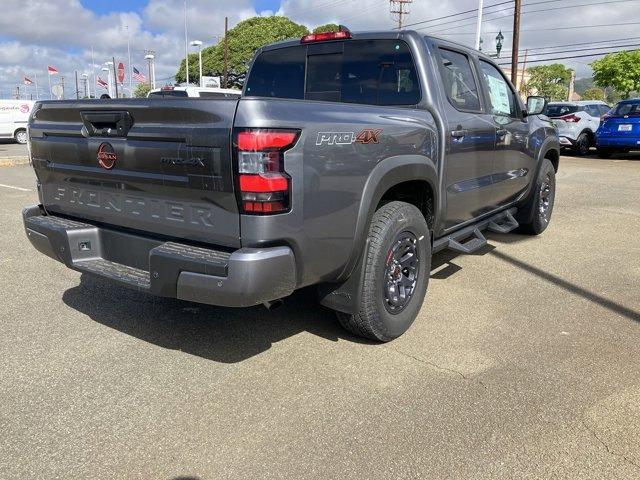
0, 157, 30, 167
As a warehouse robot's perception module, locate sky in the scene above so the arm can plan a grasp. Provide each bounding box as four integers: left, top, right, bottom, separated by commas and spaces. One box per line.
1, 0, 639, 99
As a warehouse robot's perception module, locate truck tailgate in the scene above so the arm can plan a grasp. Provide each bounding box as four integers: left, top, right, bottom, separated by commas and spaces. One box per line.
29, 99, 240, 248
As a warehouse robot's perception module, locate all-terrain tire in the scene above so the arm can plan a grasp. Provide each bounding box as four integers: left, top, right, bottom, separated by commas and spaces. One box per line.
517, 158, 556, 235
336, 201, 431, 342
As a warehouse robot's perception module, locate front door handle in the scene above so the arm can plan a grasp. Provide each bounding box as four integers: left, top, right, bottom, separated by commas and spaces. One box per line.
451, 129, 468, 139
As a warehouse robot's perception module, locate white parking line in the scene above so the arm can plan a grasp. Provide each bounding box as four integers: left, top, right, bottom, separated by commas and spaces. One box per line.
0, 183, 31, 192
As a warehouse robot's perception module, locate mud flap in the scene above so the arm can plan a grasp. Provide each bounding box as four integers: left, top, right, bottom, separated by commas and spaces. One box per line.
317, 238, 370, 315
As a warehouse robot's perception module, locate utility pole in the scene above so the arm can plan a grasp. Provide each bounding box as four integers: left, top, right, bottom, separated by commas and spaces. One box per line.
568, 69, 576, 101
510, 0, 522, 86
475, 0, 484, 50
223, 16, 229, 89
390, 0, 412, 30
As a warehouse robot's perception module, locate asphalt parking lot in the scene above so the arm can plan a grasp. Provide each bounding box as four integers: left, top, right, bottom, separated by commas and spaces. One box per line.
1, 155, 639, 479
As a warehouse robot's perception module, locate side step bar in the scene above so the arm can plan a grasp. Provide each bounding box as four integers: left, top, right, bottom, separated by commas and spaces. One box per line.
433, 208, 519, 254
447, 228, 487, 254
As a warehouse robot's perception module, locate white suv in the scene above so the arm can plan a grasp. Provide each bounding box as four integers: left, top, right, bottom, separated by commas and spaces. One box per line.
147, 86, 241, 98
545, 101, 611, 156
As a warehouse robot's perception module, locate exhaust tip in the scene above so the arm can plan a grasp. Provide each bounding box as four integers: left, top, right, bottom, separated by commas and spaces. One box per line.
263, 299, 284, 310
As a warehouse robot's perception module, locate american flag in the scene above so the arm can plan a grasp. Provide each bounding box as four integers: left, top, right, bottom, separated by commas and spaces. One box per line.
23, 76, 34, 85
97, 76, 108, 89
133, 67, 146, 82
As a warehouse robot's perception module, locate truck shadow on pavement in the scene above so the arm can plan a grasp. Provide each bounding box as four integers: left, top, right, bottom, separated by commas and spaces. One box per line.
62, 274, 374, 364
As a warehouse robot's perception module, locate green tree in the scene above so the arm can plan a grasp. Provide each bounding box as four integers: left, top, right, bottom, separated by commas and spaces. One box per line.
525, 64, 573, 101
313, 23, 340, 33
581, 87, 605, 101
133, 82, 151, 98
591, 50, 640, 99
176, 16, 309, 88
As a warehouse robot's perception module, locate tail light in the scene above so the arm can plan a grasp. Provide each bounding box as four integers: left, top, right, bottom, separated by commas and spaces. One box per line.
560, 114, 581, 123
234, 128, 299, 214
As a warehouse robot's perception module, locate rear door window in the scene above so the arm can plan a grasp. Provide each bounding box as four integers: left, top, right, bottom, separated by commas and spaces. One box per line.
245, 40, 420, 106
437, 48, 481, 112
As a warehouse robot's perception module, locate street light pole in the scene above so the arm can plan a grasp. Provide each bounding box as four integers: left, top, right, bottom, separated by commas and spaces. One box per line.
184, 0, 189, 85
190, 40, 203, 87
475, 0, 484, 51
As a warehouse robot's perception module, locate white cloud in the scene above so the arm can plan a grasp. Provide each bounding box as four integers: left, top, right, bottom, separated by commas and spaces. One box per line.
0, 0, 638, 98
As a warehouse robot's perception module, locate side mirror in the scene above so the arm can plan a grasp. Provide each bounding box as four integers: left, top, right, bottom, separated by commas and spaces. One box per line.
526, 96, 547, 116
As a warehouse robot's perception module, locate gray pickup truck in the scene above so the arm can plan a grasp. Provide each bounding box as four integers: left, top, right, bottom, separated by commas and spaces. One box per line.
23, 29, 559, 341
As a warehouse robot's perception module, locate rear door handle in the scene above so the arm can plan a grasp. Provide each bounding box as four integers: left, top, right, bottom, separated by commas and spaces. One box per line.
451, 129, 468, 139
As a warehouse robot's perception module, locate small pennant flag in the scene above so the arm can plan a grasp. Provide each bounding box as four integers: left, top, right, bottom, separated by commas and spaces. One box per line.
47, 65, 58, 75
133, 67, 146, 82
97, 76, 108, 89
23, 76, 34, 85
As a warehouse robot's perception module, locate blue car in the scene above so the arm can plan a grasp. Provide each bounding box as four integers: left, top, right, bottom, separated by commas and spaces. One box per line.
596, 99, 640, 158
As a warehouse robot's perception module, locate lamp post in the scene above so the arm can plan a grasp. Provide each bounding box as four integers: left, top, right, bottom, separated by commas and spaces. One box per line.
81, 73, 88, 98
145, 54, 155, 89
190, 40, 203, 87
496, 31, 504, 58
104, 61, 114, 97
101, 66, 111, 97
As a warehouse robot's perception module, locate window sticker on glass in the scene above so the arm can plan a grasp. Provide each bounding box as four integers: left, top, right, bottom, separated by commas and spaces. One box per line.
485, 75, 511, 116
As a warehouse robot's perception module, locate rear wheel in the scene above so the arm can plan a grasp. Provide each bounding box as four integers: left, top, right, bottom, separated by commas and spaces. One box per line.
517, 158, 556, 235
572, 132, 590, 156
14, 129, 27, 145
337, 201, 431, 342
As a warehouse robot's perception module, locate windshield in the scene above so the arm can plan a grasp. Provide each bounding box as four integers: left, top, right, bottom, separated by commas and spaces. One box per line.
613, 102, 640, 116
545, 104, 581, 117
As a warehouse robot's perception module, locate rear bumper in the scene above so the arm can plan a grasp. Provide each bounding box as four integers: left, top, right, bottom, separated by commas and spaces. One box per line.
596, 135, 640, 148
23, 205, 296, 307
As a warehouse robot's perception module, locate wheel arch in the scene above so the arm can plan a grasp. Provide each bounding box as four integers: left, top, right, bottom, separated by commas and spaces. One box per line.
337, 155, 439, 283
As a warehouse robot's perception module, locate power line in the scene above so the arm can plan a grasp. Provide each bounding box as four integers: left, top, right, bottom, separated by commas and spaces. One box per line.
428, 0, 640, 33
433, 21, 640, 36
500, 35, 640, 55
497, 48, 640, 65
402, 0, 512, 28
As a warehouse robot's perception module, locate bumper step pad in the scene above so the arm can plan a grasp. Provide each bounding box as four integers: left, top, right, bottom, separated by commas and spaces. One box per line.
75, 258, 150, 290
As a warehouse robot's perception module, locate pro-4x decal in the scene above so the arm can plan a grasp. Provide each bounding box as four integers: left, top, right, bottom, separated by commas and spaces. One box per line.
316, 128, 383, 146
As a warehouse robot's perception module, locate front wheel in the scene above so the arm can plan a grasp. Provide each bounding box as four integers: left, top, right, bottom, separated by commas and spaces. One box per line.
517, 158, 556, 235
337, 201, 431, 342
14, 129, 27, 145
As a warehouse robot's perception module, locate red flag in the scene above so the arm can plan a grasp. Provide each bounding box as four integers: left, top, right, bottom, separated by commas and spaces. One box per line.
23, 76, 34, 85
97, 76, 108, 89
47, 66, 58, 75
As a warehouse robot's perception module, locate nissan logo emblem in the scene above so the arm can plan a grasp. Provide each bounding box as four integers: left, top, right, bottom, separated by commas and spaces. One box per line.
97, 142, 117, 170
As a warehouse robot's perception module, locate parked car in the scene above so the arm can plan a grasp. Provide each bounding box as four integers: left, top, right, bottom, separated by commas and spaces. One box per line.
596, 99, 640, 158
544, 101, 610, 156
0, 99, 34, 144
23, 29, 560, 342
148, 86, 241, 98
